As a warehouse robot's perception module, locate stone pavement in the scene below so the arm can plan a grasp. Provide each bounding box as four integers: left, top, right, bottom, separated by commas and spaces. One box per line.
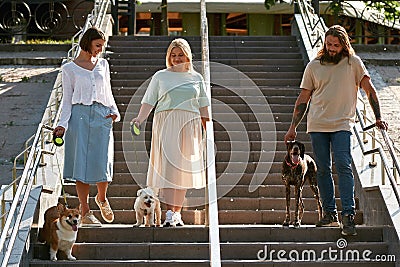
0, 65, 60, 185
0, 49, 399, 186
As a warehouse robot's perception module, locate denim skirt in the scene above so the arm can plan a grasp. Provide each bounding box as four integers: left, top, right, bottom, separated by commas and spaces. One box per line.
63, 103, 114, 184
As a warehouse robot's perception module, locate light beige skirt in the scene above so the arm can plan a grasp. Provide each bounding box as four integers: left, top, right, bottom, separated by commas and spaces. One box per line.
147, 109, 206, 189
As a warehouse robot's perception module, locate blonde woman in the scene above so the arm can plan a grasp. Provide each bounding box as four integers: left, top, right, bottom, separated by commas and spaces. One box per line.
131, 38, 210, 227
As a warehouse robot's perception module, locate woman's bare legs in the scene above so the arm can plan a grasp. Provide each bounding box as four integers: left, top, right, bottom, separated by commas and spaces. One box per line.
162, 188, 187, 212
96, 181, 109, 202
76, 181, 90, 216
77, 180, 111, 219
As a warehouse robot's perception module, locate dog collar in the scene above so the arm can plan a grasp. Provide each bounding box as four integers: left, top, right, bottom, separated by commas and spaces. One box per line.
286, 159, 299, 169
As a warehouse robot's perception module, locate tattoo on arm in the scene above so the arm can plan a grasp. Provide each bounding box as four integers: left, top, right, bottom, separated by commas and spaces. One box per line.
368, 94, 381, 120
291, 102, 308, 127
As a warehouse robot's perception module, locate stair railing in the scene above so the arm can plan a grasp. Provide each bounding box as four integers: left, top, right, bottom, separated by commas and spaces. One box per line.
0, 1, 112, 266
294, 0, 400, 208
353, 101, 400, 206
0, 83, 63, 267
200, 0, 221, 266
294, 0, 327, 59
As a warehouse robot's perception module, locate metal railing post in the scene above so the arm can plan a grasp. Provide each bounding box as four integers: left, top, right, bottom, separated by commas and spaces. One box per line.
200, 0, 221, 266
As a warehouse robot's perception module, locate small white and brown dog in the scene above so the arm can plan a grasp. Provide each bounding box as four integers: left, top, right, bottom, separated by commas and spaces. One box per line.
38, 203, 80, 261
133, 187, 161, 227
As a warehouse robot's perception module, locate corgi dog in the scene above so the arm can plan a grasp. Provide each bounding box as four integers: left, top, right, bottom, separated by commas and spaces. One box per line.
38, 203, 80, 261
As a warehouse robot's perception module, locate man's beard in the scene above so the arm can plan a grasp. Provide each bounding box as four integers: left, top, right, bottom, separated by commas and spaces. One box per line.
321, 51, 343, 64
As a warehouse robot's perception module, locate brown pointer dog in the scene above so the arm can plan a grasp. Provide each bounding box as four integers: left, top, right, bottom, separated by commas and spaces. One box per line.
282, 141, 322, 227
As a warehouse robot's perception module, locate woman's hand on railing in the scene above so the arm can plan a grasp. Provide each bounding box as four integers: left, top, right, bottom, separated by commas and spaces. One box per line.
376, 119, 388, 131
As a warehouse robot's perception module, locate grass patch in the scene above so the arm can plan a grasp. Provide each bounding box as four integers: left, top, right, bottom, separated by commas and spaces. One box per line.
16, 39, 72, 45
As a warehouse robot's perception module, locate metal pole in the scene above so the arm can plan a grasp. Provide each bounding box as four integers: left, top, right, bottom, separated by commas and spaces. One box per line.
111, 0, 119, 35
128, 0, 136, 35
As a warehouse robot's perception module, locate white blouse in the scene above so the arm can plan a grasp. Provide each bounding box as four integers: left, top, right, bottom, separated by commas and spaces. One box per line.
58, 58, 120, 130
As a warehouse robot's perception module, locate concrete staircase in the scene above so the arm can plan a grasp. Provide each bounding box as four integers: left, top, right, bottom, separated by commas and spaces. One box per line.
30, 36, 394, 266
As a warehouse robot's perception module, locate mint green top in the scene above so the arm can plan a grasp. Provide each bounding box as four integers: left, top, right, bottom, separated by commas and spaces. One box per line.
141, 69, 210, 114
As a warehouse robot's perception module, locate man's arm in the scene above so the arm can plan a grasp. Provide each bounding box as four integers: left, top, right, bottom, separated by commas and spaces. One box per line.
360, 75, 388, 130
284, 89, 313, 143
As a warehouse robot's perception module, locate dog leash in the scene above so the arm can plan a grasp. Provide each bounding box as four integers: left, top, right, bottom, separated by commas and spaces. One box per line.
130, 122, 141, 167
55, 152, 69, 207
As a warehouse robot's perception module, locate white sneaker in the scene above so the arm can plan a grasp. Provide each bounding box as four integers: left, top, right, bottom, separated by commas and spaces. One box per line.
163, 210, 175, 227
173, 212, 184, 226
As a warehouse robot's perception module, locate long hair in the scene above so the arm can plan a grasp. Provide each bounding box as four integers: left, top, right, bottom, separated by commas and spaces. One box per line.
316, 25, 354, 63
165, 38, 193, 71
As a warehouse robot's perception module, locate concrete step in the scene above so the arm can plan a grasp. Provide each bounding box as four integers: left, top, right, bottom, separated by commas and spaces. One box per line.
32, 225, 385, 243
63, 184, 341, 200
110, 86, 302, 97
62, 195, 356, 212
107, 58, 304, 67
109, 35, 297, 41
109, 65, 304, 73
112, 130, 308, 143
111, 78, 301, 87
29, 260, 396, 267
108, 46, 301, 54
115, 150, 286, 160
112, 121, 307, 133
113, 96, 298, 110
108, 52, 303, 60
33, 239, 381, 261
110, 172, 337, 186
113, 141, 312, 155
111, 161, 303, 174
108, 40, 298, 48
36, 207, 362, 225
111, 71, 303, 80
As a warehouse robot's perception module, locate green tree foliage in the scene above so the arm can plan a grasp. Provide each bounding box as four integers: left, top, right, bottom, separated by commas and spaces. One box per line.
264, 0, 400, 22
364, 0, 400, 21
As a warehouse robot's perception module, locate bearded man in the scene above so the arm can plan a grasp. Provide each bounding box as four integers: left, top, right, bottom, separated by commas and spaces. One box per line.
284, 25, 388, 236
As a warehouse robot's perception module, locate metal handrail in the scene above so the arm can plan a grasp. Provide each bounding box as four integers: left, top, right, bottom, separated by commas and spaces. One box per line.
354, 107, 400, 206
295, 0, 327, 58
0, 1, 112, 265
200, 0, 221, 266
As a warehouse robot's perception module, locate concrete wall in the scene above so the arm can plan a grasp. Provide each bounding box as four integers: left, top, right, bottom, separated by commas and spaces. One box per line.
181, 13, 201, 36
248, 14, 274, 36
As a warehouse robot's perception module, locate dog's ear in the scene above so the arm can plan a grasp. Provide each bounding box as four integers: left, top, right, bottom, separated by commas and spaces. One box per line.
286, 141, 292, 152
56, 203, 65, 213
137, 189, 143, 197
299, 142, 305, 159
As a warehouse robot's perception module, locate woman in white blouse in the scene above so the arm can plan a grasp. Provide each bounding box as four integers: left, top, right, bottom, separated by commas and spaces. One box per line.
53, 27, 120, 226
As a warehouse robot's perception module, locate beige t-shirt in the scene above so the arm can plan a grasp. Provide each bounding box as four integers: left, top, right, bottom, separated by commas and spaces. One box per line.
300, 55, 368, 132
